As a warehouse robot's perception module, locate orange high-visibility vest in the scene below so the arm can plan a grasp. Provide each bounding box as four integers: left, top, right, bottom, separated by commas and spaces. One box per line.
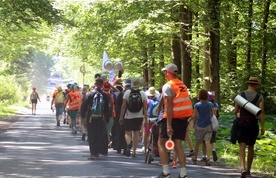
163, 78, 193, 119
68, 91, 82, 110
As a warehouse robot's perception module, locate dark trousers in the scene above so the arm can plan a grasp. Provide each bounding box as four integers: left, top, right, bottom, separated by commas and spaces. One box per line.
87, 117, 108, 156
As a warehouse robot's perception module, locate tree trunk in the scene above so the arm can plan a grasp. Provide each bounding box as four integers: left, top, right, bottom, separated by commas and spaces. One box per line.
148, 44, 155, 87
142, 47, 148, 86
208, 0, 220, 104
246, 0, 253, 77
203, 32, 211, 90
179, 4, 192, 88
171, 35, 181, 69
261, 0, 270, 85
159, 42, 165, 89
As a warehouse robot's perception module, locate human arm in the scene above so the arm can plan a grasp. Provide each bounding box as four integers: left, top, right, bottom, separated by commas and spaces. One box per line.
143, 97, 148, 127
259, 101, 265, 135
165, 95, 174, 136
35, 92, 41, 102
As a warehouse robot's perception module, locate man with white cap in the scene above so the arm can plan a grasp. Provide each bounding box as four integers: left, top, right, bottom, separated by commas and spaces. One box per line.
158, 63, 193, 178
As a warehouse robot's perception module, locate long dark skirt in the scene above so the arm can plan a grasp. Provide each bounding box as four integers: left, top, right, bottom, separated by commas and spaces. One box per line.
112, 117, 126, 151
87, 117, 108, 156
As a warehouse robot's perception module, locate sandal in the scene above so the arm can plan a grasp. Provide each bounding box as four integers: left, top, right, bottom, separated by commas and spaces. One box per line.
191, 157, 197, 165
87, 155, 97, 160
205, 159, 211, 166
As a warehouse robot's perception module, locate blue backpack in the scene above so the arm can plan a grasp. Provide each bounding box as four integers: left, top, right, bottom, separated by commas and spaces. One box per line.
91, 91, 105, 117
148, 98, 159, 118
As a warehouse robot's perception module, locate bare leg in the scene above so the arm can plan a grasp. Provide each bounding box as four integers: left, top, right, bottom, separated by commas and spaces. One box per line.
158, 137, 169, 165
204, 140, 211, 161
132, 131, 139, 154
185, 131, 194, 151
239, 142, 246, 169
247, 145, 254, 173
174, 139, 187, 177
143, 128, 149, 154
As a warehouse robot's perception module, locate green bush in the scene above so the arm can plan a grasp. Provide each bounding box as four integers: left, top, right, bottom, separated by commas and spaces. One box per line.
0, 76, 24, 105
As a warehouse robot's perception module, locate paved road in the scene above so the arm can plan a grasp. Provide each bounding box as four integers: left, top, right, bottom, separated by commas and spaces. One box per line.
0, 99, 254, 178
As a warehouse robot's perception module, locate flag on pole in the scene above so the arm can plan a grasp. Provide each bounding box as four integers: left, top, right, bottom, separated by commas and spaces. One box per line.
102, 51, 110, 71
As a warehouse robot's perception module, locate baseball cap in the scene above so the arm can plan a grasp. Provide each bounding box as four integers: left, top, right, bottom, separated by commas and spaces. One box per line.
161, 63, 178, 74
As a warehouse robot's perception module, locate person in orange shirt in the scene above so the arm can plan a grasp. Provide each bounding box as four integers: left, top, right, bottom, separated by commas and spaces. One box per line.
63, 84, 82, 134
158, 63, 193, 178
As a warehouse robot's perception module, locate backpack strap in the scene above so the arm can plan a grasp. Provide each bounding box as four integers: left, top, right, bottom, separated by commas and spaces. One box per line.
241, 91, 260, 106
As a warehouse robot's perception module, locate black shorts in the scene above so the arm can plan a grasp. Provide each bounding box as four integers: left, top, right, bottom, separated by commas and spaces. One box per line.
31, 99, 38, 104
123, 118, 143, 132
159, 118, 188, 140
237, 124, 259, 145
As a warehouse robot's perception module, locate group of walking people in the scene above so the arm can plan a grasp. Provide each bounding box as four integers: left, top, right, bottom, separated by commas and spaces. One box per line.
46, 63, 265, 178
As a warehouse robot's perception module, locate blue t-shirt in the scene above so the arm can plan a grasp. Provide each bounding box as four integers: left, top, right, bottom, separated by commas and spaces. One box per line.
194, 101, 213, 128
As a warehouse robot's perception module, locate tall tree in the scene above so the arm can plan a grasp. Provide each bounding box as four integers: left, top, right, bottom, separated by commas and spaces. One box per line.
246, 0, 253, 77
261, 0, 271, 85
208, 0, 221, 103
180, 4, 193, 88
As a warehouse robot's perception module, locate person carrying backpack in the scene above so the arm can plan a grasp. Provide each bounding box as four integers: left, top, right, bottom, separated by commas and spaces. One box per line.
234, 77, 265, 178
142, 87, 160, 154
63, 84, 82, 134
51, 86, 66, 126
30, 87, 41, 115
80, 78, 110, 160
113, 82, 131, 155
119, 77, 148, 157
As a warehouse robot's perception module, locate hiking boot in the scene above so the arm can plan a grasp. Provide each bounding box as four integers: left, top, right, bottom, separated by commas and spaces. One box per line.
81, 133, 86, 141
212, 150, 218, 162
157, 172, 171, 178
172, 161, 177, 168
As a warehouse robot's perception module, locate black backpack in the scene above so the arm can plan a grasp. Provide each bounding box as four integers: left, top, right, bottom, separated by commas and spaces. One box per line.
127, 89, 143, 112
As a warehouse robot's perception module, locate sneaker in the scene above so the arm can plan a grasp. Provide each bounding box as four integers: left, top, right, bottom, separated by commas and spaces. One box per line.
172, 161, 177, 168
157, 172, 171, 178
63, 118, 66, 124
82, 133, 86, 141
178, 175, 188, 178
201, 157, 207, 162
241, 168, 246, 178
212, 150, 218, 162
57, 121, 60, 127
187, 150, 194, 157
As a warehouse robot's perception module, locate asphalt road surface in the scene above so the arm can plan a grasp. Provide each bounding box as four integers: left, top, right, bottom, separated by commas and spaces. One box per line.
0, 98, 255, 178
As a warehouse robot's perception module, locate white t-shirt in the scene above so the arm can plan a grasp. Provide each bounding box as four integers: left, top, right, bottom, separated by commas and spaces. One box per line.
123, 89, 147, 119
162, 83, 176, 97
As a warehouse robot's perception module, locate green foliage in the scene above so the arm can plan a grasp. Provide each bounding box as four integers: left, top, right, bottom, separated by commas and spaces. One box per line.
0, 76, 24, 105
